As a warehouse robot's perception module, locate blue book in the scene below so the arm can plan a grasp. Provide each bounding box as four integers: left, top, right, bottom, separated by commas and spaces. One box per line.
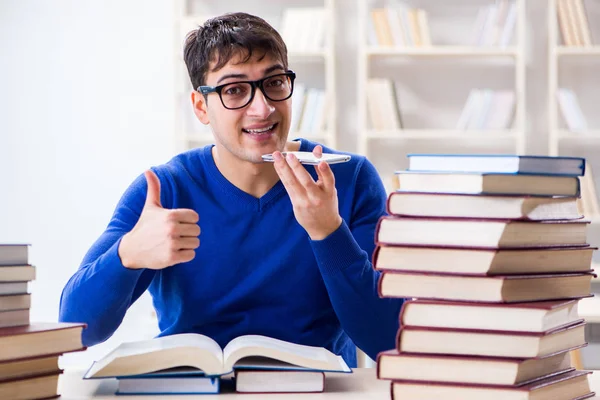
406, 154, 585, 177
116, 370, 220, 395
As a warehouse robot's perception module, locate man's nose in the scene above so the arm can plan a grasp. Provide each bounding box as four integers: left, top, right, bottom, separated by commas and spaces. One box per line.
246, 88, 275, 117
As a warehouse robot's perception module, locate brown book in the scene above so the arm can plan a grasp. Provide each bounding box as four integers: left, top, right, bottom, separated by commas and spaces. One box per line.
373, 245, 594, 275
396, 321, 586, 358
234, 370, 325, 393
0, 309, 29, 329
376, 216, 589, 248
378, 271, 594, 302
395, 171, 580, 196
386, 192, 582, 220
0, 370, 62, 400
0, 244, 28, 266
377, 349, 573, 386
0, 322, 86, 362
0, 265, 35, 282
0, 353, 60, 381
0, 294, 30, 312
390, 369, 594, 400
399, 299, 583, 333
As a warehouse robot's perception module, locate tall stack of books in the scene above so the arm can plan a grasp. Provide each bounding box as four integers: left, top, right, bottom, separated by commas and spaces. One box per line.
0, 244, 85, 400
374, 154, 596, 400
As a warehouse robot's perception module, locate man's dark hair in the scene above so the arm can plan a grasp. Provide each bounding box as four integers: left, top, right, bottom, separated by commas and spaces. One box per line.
183, 12, 288, 89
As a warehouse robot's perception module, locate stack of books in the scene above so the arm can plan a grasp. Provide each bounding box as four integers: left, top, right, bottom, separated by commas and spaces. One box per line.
374, 154, 596, 399
0, 243, 85, 399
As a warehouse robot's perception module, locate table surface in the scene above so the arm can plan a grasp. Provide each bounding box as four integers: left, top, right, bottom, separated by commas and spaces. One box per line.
57, 367, 600, 399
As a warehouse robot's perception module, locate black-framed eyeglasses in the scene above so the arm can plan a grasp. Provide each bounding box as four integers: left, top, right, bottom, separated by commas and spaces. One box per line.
198, 70, 296, 110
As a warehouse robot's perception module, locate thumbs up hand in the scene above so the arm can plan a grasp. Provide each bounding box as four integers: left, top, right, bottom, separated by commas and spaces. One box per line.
118, 170, 200, 270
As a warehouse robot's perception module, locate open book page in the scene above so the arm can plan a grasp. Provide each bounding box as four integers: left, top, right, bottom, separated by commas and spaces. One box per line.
222, 335, 351, 373
84, 333, 224, 378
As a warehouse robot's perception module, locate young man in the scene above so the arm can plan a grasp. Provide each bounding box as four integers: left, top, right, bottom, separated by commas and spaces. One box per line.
59, 12, 403, 367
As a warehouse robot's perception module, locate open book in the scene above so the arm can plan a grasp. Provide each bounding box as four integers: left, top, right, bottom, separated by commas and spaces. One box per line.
83, 334, 351, 378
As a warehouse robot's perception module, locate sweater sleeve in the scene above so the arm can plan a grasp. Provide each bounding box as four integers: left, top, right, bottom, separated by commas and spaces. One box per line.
309, 158, 404, 361
59, 173, 158, 347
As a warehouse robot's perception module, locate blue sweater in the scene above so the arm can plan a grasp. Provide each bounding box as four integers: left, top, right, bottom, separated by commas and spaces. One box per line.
59, 139, 404, 367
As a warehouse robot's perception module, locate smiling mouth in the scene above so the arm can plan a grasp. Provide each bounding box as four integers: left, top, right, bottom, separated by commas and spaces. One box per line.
242, 123, 277, 135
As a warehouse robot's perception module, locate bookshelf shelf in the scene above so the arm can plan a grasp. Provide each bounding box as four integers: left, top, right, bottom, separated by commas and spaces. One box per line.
366, 129, 518, 139
557, 130, 600, 140
357, 0, 527, 158
365, 46, 519, 57
556, 46, 600, 56
174, 1, 337, 153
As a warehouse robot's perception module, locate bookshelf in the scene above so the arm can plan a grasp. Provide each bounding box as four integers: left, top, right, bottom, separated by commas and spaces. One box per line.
173, 0, 338, 153
357, 0, 527, 178
547, 0, 600, 221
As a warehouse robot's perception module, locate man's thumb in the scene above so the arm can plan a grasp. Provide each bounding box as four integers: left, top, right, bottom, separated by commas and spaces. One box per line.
144, 170, 162, 208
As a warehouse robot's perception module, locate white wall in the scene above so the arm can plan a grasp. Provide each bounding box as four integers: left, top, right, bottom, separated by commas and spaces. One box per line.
0, 0, 596, 367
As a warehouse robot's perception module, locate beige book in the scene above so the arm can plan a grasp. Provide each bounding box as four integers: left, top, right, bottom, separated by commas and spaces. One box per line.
83, 334, 351, 378
572, 0, 593, 46
557, 0, 576, 46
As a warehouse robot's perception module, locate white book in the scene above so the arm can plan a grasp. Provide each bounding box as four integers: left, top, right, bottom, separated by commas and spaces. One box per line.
557, 88, 588, 132
470, 89, 494, 130
485, 90, 516, 130
480, 5, 498, 46
385, 8, 406, 47
499, 1, 517, 47
289, 83, 306, 133
456, 89, 481, 130
470, 7, 490, 46
299, 89, 320, 133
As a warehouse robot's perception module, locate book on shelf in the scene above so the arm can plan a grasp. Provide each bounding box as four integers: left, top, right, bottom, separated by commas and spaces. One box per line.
366, 79, 402, 131
0, 244, 29, 266
378, 270, 594, 302
557, 88, 588, 132
376, 217, 588, 248
235, 369, 325, 393
471, 0, 517, 47
398, 299, 583, 333
373, 245, 594, 275
368, 7, 430, 47
280, 7, 326, 52
390, 369, 594, 400
83, 333, 351, 379
396, 321, 586, 358
456, 89, 515, 130
406, 153, 586, 176
557, 0, 593, 47
395, 171, 581, 196
386, 192, 582, 220
377, 349, 573, 386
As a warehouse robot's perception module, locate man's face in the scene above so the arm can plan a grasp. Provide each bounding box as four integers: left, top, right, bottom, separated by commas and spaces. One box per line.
193, 52, 292, 164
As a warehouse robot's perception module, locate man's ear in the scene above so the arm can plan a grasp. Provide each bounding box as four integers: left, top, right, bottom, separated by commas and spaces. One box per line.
192, 91, 210, 125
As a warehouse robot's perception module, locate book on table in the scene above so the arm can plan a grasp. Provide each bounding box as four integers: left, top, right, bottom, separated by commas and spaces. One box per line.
390, 369, 594, 400
377, 349, 573, 386
396, 321, 586, 359
83, 333, 351, 379
234, 367, 325, 393
394, 171, 580, 197
375, 217, 589, 248
398, 299, 583, 333
0, 244, 29, 266
114, 368, 220, 395
386, 192, 582, 220
373, 245, 594, 275
405, 154, 586, 176
378, 271, 594, 303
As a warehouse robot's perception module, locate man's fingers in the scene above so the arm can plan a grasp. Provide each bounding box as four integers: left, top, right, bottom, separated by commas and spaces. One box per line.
317, 161, 336, 191
286, 153, 316, 189
312, 145, 323, 158
175, 222, 201, 237
273, 151, 305, 199
169, 209, 199, 224
144, 170, 163, 208
173, 249, 196, 264
176, 237, 200, 250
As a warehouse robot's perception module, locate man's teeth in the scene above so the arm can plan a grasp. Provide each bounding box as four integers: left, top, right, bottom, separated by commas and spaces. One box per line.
245, 125, 274, 134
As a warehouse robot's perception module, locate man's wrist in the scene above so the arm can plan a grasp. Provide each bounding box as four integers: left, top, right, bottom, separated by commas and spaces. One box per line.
308, 216, 343, 241
118, 233, 140, 270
